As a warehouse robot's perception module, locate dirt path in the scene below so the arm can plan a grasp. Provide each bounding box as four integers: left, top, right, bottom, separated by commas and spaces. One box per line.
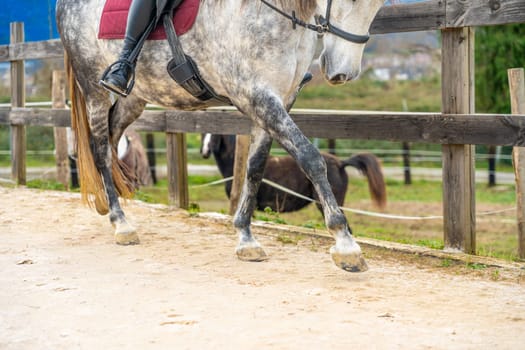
1, 187, 525, 349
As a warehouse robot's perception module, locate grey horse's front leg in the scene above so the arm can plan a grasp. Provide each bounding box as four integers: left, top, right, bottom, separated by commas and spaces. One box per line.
247, 90, 367, 272
233, 128, 273, 261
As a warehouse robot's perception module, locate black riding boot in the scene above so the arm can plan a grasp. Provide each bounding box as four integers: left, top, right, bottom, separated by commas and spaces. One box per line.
99, 0, 156, 96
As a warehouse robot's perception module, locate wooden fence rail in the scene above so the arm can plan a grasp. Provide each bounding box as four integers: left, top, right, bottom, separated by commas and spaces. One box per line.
3, 108, 525, 146
1, 0, 525, 257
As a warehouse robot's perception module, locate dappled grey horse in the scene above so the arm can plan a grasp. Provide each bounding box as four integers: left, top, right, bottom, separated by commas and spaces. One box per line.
56, 0, 385, 272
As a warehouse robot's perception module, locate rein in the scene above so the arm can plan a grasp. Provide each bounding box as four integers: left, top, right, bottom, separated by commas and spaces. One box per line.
260, 0, 370, 44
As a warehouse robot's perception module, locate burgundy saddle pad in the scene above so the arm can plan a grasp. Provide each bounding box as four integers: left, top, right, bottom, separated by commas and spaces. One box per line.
98, 0, 200, 40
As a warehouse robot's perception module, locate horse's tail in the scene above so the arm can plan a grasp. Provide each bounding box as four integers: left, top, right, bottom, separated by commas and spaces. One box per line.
342, 153, 387, 209
65, 53, 134, 215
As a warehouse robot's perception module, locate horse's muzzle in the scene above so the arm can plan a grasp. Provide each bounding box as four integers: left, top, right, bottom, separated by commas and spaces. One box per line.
327, 74, 349, 85
320, 54, 359, 85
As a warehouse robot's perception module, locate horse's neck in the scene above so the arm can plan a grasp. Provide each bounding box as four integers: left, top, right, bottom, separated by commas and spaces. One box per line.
189, 0, 317, 103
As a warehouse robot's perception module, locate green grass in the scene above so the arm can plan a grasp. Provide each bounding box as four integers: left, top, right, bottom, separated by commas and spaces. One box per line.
255, 207, 288, 225
295, 76, 441, 112
26, 179, 68, 191
466, 262, 489, 270
276, 233, 304, 245
132, 174, 520, 261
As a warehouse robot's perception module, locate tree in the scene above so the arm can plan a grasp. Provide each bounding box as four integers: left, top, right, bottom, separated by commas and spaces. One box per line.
475, 24, 525, 185
475, 24, 525, 114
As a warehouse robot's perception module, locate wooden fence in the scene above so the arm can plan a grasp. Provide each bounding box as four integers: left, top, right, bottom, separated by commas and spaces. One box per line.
1, 0, 525, 257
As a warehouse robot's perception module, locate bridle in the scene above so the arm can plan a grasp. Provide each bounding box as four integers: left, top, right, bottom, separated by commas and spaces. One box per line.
260, 0, 370, 44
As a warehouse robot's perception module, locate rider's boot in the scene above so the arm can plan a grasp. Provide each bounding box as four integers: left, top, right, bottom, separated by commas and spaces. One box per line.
99, 0, 156, 96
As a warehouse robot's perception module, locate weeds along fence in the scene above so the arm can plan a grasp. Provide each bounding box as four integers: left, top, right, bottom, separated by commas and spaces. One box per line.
1, 0, 525, 257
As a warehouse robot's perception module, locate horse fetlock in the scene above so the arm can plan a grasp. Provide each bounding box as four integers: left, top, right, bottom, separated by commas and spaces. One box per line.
232, 215, 250, 231
109, 209, 126, 224
325, 213, 348, 232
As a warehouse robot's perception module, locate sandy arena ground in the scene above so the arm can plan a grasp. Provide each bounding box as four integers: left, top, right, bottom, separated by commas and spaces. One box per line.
1, 186, 525, 349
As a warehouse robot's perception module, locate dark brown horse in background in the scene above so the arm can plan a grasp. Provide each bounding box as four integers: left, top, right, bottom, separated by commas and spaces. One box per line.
201, 134, 386, 213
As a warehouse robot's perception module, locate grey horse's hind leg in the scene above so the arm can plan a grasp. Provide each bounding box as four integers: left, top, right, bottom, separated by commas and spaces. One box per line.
86, 94, 146, 244
88, 119, 137, 243
233, 127, 273, 261
246, 90, 367, 272
108, 95, 147, 146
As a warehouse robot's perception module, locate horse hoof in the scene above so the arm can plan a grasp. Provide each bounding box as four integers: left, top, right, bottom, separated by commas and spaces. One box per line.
115, 232, 140, 245
114, 222, 139, 245
236, 246, 268, 262
330, 245, 368, 272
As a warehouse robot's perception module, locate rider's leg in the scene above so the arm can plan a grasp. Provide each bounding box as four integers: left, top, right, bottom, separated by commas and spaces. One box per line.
99, 0, 156, 96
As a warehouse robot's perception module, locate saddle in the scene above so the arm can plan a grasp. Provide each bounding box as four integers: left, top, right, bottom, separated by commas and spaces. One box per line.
99, 0, 230, 104
98, 0, 199, 40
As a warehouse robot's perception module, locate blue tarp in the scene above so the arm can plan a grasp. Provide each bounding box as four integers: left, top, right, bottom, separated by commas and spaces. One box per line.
0, 0, 59, 44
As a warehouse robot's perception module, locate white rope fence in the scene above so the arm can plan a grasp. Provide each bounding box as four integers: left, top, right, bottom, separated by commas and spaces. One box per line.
0, 166, 515, 220
190, 176, 516, 220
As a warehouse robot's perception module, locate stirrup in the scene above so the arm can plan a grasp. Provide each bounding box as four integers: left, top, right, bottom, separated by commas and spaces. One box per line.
99, 60, 136, 97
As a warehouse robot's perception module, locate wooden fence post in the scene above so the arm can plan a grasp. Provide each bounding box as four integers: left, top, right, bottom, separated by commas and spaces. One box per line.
327, 139, 336, 155
166, 132, 188, 209
401, 99, 411, 185
487, 145, 497, 187
441, 27, 476, 253
145, 133, 157, 184
229, 134, 250, 215
402, 142, 411, 185
508, 68, 525, 259
52, 70, 69, 188
10, 22, 26, 185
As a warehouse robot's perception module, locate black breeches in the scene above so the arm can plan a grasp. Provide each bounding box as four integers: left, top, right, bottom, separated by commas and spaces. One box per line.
125, 0, 157, 42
